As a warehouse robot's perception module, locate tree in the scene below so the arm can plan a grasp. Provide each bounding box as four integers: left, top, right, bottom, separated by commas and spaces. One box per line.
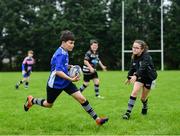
0, 0, 179, 70
59, 0, 109, 67
164, 0, 180, 69
108, 0, 162, 69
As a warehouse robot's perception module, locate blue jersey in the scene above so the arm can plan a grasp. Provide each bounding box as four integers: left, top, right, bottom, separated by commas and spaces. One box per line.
48, 47, 71, 89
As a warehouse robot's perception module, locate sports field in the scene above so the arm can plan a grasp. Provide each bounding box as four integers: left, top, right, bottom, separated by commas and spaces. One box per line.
0, 71, 179, 135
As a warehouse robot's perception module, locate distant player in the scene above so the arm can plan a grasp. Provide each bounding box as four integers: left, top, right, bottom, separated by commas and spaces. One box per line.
79, 39, 107, 99
122, 40, 157, 119
15, 50, 35, 89
24, 30, 108, 125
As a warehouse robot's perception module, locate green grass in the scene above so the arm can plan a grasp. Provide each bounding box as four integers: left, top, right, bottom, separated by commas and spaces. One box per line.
0, 71, 180, 135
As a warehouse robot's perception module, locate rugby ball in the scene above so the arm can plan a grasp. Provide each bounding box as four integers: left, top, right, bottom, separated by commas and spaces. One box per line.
69, 65, 82, 77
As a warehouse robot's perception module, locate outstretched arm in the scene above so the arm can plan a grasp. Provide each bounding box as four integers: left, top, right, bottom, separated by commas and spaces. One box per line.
99, 60, 107, 71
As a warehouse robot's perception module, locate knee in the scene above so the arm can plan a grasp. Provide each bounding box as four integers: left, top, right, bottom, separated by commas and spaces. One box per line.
78, 96, 86, 104
131, 91, 138, 97
84, 82, 89, 87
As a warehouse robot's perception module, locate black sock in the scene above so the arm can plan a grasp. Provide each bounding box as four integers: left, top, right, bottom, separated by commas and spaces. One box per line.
32, 98, 45, 106
94, 84, 99, 96
25, 82, 29, 86
79, 84, 87, 92
81, 100, 98, 120
141, 99, 148, 109
17, 80, 23, 86
127, 96, 137, 113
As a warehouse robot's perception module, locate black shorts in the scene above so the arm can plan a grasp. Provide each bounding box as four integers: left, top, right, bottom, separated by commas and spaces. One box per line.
136, 77, 153, 90
83, 71, 98, 82
46, 82, 78, 103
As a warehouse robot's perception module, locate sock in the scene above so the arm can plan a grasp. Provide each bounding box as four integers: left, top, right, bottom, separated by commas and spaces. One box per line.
94, 84, 99, 96
17, 80, 23, 86
81, 100, 98, 120
25, 82, 29, 86
79, 84, 87, 92
141, 99, 148, 109
127, 96, 137, 113
32, 98, 45, 106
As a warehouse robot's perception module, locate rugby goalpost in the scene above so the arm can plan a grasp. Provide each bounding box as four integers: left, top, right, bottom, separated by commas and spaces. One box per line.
121, 0, 164, 71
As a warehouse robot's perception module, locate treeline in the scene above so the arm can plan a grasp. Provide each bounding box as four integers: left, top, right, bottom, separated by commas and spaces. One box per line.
0, 0, 179, 71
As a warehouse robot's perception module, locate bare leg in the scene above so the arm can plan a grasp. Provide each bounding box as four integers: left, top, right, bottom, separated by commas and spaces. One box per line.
71, 91, 87, 104
131, 82, 143, 97
15, 77, 28, 89
141, 87, 150, 101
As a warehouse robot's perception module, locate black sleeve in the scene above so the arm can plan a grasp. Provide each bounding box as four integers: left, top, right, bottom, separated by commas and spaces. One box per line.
127, 60, 136, 79
97, 54, 100, 63
84, 51, 90, 61
135, 53, 150, 78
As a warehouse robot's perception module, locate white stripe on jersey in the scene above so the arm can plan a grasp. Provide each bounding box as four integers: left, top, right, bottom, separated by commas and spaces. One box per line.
83, 66, 89, 72
83, 65, 90, 72
48, 70, 56, 88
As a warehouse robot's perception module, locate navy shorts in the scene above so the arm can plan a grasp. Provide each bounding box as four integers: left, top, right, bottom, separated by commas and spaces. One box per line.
46, 82, 79, 103
83, 71, 98, 82
23, 71, 31, 78
136, 77, 153, 90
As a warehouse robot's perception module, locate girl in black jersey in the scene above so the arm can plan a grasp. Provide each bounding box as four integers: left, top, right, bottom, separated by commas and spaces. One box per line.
122, 40, 157, 119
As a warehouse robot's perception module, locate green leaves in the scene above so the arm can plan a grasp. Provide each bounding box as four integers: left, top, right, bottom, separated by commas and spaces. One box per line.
0, 0, 179, 70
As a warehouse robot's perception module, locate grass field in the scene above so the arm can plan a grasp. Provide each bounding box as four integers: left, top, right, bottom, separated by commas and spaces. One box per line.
0, 71, 180, 135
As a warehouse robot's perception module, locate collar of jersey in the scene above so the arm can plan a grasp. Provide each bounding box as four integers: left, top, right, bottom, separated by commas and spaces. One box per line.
60, 46, 68, 52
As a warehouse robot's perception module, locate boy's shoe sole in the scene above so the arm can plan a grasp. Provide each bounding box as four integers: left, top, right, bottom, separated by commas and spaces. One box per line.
96, 117, 109, 125
24, 95, 33, 111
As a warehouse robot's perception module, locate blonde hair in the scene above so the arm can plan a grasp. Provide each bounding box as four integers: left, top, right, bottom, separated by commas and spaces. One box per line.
28, 50, 33, 54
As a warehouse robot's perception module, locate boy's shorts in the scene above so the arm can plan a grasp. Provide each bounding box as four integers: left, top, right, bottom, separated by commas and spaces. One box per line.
46, 82, 79, 103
